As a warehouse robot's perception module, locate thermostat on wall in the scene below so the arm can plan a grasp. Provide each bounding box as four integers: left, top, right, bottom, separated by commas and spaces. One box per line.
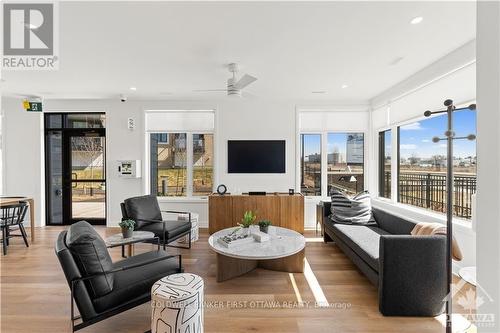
117, 160, 141, 178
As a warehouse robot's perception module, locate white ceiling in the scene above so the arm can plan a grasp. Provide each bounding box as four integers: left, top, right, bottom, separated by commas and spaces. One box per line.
0, 1, 476, 102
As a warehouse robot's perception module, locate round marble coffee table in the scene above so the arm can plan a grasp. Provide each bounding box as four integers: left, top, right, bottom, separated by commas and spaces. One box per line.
208, 226, 306, 282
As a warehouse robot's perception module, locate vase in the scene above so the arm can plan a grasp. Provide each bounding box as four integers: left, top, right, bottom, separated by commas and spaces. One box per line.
122, 228, 133, 238
239, 227, 250, 237
259, 226, 269, 233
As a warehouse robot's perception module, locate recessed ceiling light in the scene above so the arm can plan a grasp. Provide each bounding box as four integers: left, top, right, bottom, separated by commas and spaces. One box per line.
341, 84, 349, 89
129, 87, 137, 91
312, 91, 327, 94
410, 16, 423, 25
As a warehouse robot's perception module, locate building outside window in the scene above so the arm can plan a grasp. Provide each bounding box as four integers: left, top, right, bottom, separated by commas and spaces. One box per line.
300, 134, 321, 196
300, 132, 365, 197
327, 133, 364, 195
192, 134, 214, 195
398, 108, 477, 219
146, 110, 215, 198
150, 133, 187, 196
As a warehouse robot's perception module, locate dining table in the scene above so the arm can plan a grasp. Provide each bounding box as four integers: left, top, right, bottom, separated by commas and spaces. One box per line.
0, 196, 36, 243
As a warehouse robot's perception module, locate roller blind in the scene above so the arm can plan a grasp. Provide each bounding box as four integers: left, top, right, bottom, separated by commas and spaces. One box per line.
298, 111, 369, 132
145, 110, 215, 132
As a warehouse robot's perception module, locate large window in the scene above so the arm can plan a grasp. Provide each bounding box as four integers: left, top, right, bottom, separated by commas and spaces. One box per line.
151, 133, 187, 196
398, 108, 477, 219
146, 110, 215, 198
300, 132, 365, 196
150, 133, 213, 197
300, 134, 321, 196
378, 130, 391, 198
327, 133, 364, 195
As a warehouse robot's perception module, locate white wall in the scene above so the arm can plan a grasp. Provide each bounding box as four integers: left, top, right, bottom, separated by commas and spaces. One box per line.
1, 96, 368, 229
217, 99, 298, 193
2, 97, 44, 225
476, 1, 500, 330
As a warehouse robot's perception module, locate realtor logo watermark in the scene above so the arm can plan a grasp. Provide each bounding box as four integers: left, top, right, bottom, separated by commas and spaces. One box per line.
1, 2, 59, 70
447, 277, 496, 328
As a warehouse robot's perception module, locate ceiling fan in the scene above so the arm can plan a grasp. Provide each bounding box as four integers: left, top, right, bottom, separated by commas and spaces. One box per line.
194, 63, 257, 97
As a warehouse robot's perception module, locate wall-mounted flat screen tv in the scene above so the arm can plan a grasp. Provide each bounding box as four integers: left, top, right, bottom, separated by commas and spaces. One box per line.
228, 140, 285, 173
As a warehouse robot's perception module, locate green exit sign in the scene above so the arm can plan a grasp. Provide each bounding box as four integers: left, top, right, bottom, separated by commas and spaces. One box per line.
24, 101, 43, 112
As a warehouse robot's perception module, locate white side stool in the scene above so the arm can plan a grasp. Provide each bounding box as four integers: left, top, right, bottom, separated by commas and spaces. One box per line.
177, 213, 199, 243
151, 273, 204, 333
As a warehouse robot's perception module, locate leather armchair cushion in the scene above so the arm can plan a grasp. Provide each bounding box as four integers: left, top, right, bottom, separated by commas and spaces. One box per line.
66, 221, 114, 298
123, 195, 162, 229
92, 250, 180, 313
138, 220, 191, 240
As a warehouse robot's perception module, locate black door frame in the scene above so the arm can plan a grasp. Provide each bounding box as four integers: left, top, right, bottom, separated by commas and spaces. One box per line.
44, 113, 106, 226
63, 128, 106, 225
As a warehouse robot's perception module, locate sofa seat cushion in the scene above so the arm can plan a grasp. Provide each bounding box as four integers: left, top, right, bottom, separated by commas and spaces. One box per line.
66, 221, 114, 298
331, 224, 391, 272
92, 250, 180, 313
139, 220, 191, 240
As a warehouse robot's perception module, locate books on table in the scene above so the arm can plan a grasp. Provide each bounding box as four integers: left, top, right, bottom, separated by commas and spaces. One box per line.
217, 235, 254, 248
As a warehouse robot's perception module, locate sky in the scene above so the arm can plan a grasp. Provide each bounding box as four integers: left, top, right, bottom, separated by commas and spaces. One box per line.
302, 133, 364, 161
399, 108, 477, 159
302, 134, 321, 157
302, 108, 476, 160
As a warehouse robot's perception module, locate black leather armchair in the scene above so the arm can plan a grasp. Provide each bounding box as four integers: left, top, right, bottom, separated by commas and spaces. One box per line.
55, 221, 183, 332
121, 195, 192, 249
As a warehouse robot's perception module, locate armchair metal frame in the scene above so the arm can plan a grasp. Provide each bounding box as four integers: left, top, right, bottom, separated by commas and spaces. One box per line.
70, 254, 182, 332
121, 203, 192, 250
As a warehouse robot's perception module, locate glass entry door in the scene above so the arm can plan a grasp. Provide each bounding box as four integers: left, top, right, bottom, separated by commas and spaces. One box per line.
67, 132, 106, 223
45, 113, 106, 225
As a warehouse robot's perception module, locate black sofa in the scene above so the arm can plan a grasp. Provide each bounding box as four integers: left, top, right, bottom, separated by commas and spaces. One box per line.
55, 221, 183, 332
322, 202, 446, 316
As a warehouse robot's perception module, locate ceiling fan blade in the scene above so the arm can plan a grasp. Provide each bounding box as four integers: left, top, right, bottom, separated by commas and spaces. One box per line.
242, 91, 257, 99
193, 89, 227, 92
233, 74, 257, 89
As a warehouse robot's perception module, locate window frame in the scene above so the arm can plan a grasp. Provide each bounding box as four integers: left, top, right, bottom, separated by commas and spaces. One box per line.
378, 129, 392, 199
147, 130, 215, 199
297, 130, 367, 198
299, 132, 323, 196
377, 107, 477, 220
191, 133, 215, 196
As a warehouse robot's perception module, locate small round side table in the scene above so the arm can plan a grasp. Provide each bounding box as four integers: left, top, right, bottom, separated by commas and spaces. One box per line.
151, 273, 204, 333
105, 231, 156, 257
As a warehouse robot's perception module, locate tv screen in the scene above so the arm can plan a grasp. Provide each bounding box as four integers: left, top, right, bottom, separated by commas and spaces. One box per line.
228, 140, 285, 173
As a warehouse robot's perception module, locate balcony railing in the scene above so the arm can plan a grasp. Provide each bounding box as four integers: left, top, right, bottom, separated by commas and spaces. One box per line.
397, 172, 476, 219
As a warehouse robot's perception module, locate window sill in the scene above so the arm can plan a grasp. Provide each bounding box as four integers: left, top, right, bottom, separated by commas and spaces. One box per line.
371, 198, 474, 233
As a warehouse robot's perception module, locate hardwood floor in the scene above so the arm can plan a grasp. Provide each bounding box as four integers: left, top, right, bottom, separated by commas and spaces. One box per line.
0, 227, 474, 333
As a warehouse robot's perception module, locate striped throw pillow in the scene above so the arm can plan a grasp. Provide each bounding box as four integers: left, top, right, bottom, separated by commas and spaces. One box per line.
330, 189, 376, 225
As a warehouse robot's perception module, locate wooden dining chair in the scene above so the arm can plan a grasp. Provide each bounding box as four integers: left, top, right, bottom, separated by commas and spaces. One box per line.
1, 201, 29, 255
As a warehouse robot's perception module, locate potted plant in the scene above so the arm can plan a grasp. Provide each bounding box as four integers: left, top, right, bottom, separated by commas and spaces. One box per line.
238, 211, 256, 235
258, 220, 272, 233
119, 219, 135, 238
